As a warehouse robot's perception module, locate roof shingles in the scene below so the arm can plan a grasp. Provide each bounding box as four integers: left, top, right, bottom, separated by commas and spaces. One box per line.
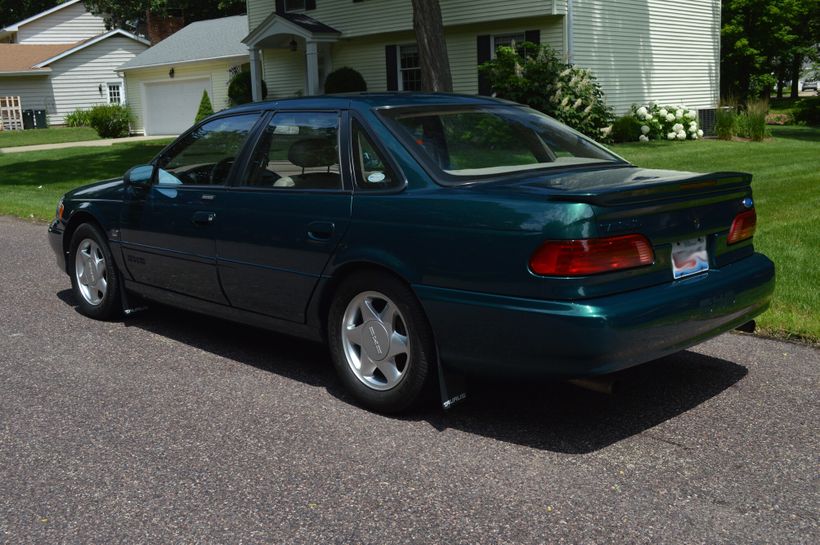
0, 42, 80, 72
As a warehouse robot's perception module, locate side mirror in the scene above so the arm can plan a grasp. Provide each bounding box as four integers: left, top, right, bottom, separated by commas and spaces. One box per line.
123, 164, 154, 187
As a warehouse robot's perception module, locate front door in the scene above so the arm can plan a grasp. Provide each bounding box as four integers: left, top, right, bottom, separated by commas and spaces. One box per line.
120, 113, 261, 303
216, 110, 352, 322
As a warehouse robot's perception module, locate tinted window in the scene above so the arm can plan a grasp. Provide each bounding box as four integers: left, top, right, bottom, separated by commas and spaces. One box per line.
381, 106, 622, 183
352, 121, 401, 190
246, 111, 341, 190
158, 114, 259, 186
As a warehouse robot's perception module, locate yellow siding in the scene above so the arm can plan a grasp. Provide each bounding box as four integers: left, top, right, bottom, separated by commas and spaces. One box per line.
571, 0, 720, 113
247, 0, 559, 37
125, 59, 242, 134
262, 17, 564, 96
261, 48, 307, 98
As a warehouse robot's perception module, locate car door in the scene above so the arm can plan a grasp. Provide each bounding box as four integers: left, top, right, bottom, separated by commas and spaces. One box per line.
119, 113, 262, 303
215, 110, 353, 322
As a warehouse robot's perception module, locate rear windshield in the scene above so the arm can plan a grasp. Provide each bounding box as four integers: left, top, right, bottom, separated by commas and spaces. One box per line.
379, 105, 623, 184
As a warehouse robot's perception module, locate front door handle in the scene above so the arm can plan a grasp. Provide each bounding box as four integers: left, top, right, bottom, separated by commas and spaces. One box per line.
192, 211, 216, 226
307, 221, 335, 241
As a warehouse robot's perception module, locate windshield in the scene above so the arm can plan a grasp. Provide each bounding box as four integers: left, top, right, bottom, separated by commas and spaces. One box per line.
380, 105, 624, 183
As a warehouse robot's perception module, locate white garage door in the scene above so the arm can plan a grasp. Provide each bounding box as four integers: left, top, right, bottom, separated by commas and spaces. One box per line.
144, 78, 211, 135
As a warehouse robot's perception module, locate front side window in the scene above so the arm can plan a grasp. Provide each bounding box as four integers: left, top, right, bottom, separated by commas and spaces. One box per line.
381, 106, 623, 183
285, 0, 306, 11
399, 45, 422, 91
246, 111, 341, 190
157, 114, 260, 186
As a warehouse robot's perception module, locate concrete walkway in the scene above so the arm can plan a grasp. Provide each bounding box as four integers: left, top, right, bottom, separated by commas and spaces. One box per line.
0, 134, 175, 154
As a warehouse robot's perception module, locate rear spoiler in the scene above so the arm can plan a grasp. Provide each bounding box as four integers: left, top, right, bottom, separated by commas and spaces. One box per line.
549, 171, 752, 207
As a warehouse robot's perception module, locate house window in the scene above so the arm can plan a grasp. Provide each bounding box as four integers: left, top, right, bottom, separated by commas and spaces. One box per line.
398, 45, 422, 91
492, 33, 526, 58
107, 83, 122, 104
285, 0, 306, 10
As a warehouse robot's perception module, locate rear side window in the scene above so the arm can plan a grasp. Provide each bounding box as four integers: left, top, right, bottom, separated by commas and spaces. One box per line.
352, 121, 401, 191
246, 111, 341, 190
158, 114, 260, 185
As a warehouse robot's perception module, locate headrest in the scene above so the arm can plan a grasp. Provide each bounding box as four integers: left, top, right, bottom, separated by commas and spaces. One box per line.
287, 138, 337, 168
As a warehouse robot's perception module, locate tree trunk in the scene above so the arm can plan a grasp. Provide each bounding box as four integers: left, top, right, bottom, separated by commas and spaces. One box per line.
411, 0, 453, 92
790, 53, 802, 98
776, 62, 785, 99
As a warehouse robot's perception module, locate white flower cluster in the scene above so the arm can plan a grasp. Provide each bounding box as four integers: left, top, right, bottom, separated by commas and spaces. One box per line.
633, 103, 703, 142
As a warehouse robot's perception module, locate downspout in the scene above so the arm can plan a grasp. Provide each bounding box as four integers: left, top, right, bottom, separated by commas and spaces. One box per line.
566, 0, 574, 64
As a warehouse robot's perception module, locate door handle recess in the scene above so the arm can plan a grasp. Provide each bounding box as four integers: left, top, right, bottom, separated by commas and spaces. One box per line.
192, 211, 216, 226
307, 221, 335, 241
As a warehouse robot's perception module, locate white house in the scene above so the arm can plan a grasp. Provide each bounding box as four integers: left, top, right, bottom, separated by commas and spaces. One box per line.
119, 15, 250, 135
243, 0, 720, 115
0, 0, 149, 126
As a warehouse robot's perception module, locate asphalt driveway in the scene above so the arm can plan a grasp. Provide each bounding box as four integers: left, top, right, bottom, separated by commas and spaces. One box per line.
0, 216, 817, 544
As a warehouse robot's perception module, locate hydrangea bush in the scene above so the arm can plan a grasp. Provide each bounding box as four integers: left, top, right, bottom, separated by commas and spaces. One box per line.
479, 43, 614, 142
631, 103, 704, 142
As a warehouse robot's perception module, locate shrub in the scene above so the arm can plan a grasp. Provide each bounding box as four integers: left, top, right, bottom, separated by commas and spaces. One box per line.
87, 104, 131, 138
715, 102, 737, 140
794, 97, 820, 126
630, 103, 702, 142
195, 90, 214, 123
228, 70, 267, 106
65, 108, 92, 127
611, 114, 643, 143
766, 113, 792, 125
324, 66, 367, 93
479, 43, 614, 142
744, 98, 768, 141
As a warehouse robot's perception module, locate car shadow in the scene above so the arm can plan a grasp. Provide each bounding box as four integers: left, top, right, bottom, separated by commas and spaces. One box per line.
57, 289, 748, 454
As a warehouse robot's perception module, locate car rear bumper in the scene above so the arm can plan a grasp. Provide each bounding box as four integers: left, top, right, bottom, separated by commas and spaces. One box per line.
416, 252, 775, 378
48, 220, 66, 273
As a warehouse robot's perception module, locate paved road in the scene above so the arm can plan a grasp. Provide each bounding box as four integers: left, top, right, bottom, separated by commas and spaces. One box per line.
0, 216, 817, 544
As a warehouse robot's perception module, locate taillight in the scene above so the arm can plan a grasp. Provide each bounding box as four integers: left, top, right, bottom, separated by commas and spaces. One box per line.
529, 234, 654, 276
727, 209, 756, 245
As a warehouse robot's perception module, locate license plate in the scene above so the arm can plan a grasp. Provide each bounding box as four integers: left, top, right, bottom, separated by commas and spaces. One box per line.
672, 237, 709, 279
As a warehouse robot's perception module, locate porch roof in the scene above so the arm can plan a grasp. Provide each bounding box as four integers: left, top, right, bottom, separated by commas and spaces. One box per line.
243, 11, 340, 47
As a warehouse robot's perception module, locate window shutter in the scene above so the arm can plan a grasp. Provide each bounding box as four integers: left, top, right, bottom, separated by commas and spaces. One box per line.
525, 29, 541, 44
275, 0, 284, 14
476, 35, 492, 96
386, 45, 398, 91
306, 0, 316, 10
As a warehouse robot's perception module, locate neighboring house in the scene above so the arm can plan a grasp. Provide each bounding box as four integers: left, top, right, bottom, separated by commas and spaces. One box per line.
244, 0, 720, 114
119, 15, 250, 135
0, 0, 149, 126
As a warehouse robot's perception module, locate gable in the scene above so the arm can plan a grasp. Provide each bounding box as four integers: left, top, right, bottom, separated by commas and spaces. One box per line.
17, 1, 106, 44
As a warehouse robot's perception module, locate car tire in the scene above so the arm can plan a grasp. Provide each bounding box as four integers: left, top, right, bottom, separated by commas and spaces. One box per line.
69, 223, 122, 321
328, 271, 437, 414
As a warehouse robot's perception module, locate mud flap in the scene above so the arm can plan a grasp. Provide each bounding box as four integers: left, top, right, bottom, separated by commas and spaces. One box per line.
437, 355, 467, 410
119, 285, 147, 316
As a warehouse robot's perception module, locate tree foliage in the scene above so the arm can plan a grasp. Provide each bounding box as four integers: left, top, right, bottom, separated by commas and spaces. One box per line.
721, 0, 820, 100
480, 43, 614, 142
324, 67, 367, 93
81, 0, 245, 32
195, 90, 214, 123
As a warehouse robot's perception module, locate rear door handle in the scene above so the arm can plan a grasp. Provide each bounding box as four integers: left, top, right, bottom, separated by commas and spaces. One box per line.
192, 211, 216, 226
307, 221, 335, 241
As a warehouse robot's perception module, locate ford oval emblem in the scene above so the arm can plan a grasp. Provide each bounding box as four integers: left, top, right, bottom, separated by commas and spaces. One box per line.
742, 197, 754, 209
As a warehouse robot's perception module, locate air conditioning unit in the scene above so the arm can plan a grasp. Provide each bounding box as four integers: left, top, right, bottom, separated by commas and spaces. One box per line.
698, 108, 717, 136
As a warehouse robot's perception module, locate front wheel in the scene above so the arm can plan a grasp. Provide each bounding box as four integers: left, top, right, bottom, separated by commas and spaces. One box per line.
69, 223, 122, 320
328, 272, 437, 413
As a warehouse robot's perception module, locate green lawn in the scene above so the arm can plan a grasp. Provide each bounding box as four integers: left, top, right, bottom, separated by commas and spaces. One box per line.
612, 125, 820, 343
0, 128, 817, 342
0, 140, 171, 219
0, 127, 100, 148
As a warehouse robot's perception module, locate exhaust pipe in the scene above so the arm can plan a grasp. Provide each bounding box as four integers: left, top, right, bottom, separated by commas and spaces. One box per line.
568, 377, 617, 395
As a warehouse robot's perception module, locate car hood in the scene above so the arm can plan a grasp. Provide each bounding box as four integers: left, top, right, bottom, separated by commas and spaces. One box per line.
65, 177, 126, 201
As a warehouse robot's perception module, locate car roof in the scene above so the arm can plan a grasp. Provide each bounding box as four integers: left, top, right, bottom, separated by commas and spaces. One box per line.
226, 92, 514, 114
